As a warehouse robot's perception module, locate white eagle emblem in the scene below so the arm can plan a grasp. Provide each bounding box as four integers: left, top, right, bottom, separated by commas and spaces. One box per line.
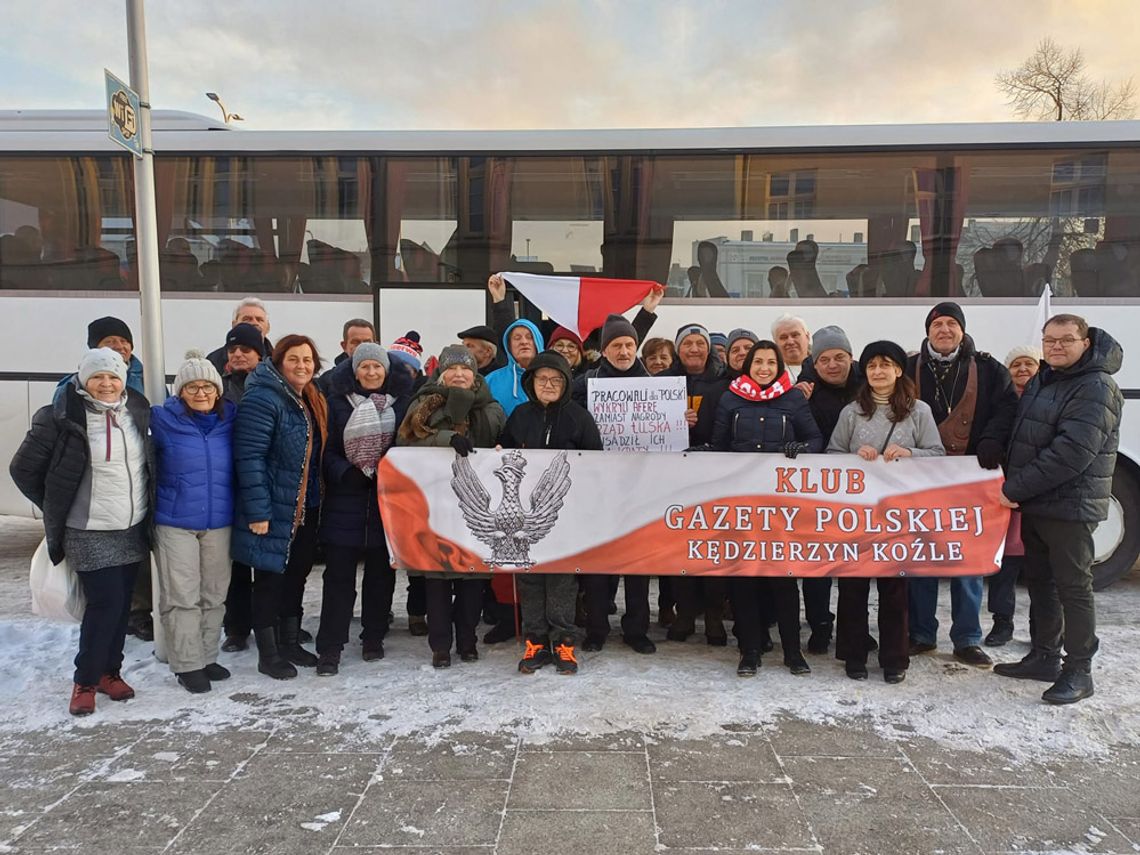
451, 449, 571, 567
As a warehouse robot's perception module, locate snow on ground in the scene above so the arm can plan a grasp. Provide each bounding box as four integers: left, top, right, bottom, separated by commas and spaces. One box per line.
0, 518, 1137, 763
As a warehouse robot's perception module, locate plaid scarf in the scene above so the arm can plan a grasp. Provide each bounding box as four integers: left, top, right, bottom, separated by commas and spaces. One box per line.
729, 370, 794, 402
343, 392, 396, 476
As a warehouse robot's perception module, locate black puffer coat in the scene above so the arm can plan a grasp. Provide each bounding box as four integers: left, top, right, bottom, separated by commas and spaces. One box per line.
1003, 328, 1123, 522
319, 358, 414, 549
503, 352, 603, 451
906, 334, 1018, 455
9, 382, 154, 564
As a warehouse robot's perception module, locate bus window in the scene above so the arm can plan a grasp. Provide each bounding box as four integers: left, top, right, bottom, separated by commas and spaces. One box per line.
508, 157, 606, 275
0, 156, 133, 291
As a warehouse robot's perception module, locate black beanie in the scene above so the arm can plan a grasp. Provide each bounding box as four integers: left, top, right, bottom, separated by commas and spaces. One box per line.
600, 313, 639, 350
87, 316, 133, 348
859, 340, 908, 375
925, 302, 966, 333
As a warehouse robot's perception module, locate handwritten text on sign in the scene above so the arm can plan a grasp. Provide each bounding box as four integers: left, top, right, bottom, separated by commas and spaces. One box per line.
587, 376, 689, 453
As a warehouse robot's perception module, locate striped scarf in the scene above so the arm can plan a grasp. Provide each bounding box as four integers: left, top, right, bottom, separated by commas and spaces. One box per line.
729, 370, 794, 402
343, 392, 396, 476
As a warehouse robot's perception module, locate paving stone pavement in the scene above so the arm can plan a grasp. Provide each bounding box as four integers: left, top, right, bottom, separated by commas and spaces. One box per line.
0, 517, 1138, 854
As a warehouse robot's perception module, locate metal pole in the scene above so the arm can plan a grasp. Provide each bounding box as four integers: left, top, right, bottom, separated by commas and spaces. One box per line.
127, 0, 168, 662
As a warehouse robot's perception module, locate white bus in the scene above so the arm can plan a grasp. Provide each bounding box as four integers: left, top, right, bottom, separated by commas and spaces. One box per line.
1, 110, 1136, 585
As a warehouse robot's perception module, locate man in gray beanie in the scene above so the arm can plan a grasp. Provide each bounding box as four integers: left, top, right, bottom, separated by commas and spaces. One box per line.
797, 324, 861, 655
725, 328, 759, 376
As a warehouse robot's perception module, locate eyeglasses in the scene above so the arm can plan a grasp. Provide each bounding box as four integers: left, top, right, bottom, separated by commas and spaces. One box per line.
184, 384, 218, 396
533, 376, 565, 388
1042, 336, 1084, 348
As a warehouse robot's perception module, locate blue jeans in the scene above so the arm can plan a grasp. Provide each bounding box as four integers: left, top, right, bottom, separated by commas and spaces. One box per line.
907, 576, 983, 649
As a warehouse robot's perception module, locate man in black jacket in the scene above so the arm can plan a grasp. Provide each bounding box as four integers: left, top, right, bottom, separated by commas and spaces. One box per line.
569, 314, 657, 655
206, 296, 273, 375
905, 302, 1018, 668
995, 314, 1123, 704
667, 323, 729, 644
797, 325, 864, 654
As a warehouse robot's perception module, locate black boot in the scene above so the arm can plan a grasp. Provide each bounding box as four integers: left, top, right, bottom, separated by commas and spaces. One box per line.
994, 649, 1062, 682
984, 615, 1014, 647
806, 622, 833, 655
255, 628, 297, 680
1042, 667, 1094, 704
277, 617, 318, 668
736, 649, 760, 677
482, 603, 518, 644
784, 651, 811, 675
176, 669, 211, 693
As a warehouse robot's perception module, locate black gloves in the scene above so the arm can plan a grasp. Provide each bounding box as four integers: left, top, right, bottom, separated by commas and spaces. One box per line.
782, 441, 808, 459
684, 443, 714, 453
449, 433, 476, 457
344, 467, 373, 490
976, 438, 1004, 470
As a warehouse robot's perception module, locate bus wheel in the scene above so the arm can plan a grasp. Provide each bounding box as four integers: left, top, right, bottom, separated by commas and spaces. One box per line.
1092, 462, 1140, 591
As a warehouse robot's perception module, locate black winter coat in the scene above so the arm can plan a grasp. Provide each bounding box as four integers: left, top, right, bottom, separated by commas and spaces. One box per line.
1003, 328, 1123, 522
666, 356, 727, 447
319, 358, 414, 549
711, 386, 823, 453
806, 364, 864, 443
9, 383, 154, 565
570, 355, 650, 407
906, 335, 1018, 455
503, 352, 604, 451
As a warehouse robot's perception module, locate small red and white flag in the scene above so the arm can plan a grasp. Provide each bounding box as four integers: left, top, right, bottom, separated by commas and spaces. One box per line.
500, 272, 661, 339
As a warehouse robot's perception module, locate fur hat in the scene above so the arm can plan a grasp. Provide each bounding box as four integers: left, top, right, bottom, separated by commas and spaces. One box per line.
438, 344, 477, 373
600, 314, 639, 351
812, 325, 853, 359
225, 322, 263, 352
859, 340, 908, 374
675, 323, 711, 351
87, 316, 133, 349
78, 347, 128, 386
173, 349, 223, 396
352, 342, 390, 374
925, 302, 966, 333
1005, 344, 1043, 367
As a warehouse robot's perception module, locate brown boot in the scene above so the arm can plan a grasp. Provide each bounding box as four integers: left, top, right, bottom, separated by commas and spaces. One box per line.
97, 673, 135, 701
70, 684, 96, 716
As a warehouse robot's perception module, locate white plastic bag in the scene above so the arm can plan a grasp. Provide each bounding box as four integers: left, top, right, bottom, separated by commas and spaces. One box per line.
29, 539, 85, 622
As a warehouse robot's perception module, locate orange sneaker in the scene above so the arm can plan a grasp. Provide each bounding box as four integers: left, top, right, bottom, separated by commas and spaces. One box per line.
518, 638, 553, 674
97, 673, 135, 701
69, 684, 96, 716
553, 639, 578, 675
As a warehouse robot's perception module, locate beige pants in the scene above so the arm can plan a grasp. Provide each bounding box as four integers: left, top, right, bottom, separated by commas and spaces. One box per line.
154, 525, 231, 673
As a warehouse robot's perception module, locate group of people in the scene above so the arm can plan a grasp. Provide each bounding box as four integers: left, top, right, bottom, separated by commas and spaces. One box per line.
9, 276, 1123, 716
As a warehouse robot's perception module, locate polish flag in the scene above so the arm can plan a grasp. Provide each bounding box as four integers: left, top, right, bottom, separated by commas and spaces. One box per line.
500, 272, 660, 339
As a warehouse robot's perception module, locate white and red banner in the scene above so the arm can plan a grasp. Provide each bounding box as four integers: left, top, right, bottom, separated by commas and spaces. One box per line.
500, 271, 658, 338
377, 449, 1010, 577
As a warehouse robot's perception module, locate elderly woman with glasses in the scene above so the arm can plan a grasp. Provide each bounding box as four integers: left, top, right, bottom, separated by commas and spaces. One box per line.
150, 350, 237, 693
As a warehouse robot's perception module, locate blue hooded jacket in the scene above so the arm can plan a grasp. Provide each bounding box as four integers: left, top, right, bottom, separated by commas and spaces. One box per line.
150, 396, 236, 530
486, 318, 544, 418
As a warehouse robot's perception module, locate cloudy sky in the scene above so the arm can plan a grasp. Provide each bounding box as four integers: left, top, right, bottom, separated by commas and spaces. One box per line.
2, 0, 1135, 129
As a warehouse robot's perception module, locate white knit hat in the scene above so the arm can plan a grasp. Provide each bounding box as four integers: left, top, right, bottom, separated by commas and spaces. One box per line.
1004, 344, 1043, 368
174, 348, 224, 396
78, 347, 127, 386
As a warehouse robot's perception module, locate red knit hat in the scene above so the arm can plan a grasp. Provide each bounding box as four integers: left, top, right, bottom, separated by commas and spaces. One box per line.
548, 326, 583, 351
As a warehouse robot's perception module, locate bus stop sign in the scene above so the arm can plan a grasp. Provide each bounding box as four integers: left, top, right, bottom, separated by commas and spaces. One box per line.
105, 69, 143, 157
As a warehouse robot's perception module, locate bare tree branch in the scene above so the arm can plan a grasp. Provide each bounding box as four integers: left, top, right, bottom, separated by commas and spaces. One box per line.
995, 37, 1135, 121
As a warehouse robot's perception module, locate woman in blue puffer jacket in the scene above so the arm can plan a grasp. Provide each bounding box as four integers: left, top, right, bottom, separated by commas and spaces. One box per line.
231, 334, 328, 680
151, 351, 236, 694
711, 339, 823, 678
